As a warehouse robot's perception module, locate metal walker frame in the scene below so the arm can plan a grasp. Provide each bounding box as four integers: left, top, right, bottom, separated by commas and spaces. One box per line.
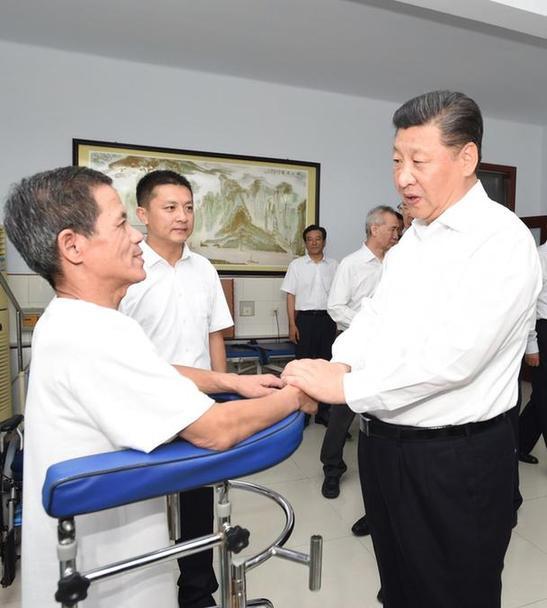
55, 479, 322, 607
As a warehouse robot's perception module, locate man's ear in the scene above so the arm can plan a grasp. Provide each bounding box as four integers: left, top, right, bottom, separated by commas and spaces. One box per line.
57, 229, 85, 265
136, 206, 148, 225
460, 142, 479, 177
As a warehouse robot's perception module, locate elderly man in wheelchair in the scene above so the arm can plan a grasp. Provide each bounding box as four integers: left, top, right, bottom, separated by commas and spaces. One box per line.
3, 166, 320, 608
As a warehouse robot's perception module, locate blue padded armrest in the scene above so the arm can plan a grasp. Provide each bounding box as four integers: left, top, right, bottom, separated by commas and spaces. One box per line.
43, 412, 304, 519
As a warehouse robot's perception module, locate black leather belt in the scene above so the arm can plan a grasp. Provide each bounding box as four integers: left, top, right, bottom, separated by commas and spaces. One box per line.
359, 412, 507, 440
297, 310, 328, 316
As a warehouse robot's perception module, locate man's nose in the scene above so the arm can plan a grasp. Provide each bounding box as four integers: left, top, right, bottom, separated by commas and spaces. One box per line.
175, 207, 189, 221
395, 162, 415, 189
130, 225, 144, 243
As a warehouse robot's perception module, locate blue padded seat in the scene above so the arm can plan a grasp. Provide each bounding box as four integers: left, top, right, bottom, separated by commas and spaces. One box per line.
43, 412, 304, 519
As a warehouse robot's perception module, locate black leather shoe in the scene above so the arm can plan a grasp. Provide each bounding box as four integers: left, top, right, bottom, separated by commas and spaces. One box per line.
321, 476, 340, 499
351, 515, 370, 537
519, 452, 539, 464
377, 587, 383, 604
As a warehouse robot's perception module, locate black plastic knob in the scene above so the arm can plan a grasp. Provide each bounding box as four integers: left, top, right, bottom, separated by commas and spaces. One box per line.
225, 525, 250, 554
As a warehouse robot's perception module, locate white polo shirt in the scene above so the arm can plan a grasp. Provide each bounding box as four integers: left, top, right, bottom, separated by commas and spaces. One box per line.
120, 241, 233, 369
22, 298, 214, 608
333, 182, 541, 427
327, 244, 383, 331
281, 254, 338, 310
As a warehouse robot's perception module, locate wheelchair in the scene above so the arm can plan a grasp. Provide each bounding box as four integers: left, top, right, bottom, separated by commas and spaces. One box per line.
0, 413, 24, 588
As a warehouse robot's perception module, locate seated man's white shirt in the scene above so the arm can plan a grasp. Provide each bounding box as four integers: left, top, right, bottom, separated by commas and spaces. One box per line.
120, 241, 233, 369
22, 298, 214, 608
327, 244, 383, 330
281, 254, 338, 310
333, 182, 542, 427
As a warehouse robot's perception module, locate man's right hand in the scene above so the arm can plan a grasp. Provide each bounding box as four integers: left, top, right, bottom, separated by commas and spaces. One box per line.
289, 324, 300, 344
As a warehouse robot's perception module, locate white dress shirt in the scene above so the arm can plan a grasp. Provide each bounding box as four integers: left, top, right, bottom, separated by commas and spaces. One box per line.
120, 241, 233, 369
22, 298, 213, 608
327, 244, 383, 330
281, 254, 338, 310
526, 242, 547, 354
332, 182, 541, 427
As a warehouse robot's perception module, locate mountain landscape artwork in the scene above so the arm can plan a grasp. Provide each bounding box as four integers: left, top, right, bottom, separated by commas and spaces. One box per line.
74, 140, 319, 274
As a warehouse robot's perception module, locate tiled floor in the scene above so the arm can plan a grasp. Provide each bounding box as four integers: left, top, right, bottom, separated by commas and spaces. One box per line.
3, 390, 547, 607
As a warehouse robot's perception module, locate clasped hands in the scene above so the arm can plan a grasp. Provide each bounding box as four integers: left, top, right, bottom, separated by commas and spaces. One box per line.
234, 359, 350, 415
282, 359, 350, 405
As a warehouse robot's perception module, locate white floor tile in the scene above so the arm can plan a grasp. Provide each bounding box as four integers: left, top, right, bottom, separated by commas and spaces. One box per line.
245, 536, 381, 608
514, 495, 547, 554
502, 532, 547, 607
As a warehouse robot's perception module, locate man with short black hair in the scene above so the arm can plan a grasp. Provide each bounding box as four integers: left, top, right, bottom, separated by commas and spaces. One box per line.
282, 90, 541, 607
120, 169, 233, 608
282, 224, 337, 424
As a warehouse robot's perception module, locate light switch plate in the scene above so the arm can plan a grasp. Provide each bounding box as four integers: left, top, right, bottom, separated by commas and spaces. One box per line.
239, 300, 255, 317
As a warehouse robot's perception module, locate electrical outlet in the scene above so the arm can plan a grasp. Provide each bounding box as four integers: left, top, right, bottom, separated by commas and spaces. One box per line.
239, 300, 255, 317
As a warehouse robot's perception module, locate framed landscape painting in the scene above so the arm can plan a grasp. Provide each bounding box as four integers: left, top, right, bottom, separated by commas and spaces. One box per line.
74, 139, 320, 275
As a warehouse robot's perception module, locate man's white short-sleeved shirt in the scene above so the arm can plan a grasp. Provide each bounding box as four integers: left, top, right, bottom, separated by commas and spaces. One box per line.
120, 241, 233, 368
327, 245, 383, 331
281, 254, 338, 310
22, 298, 214, 608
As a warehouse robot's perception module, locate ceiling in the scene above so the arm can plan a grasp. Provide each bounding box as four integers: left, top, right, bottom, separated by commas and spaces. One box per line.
1, 0, 546, 124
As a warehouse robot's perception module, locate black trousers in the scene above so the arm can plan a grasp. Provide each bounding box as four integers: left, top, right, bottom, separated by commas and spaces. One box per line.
177, 487, 218, 608
519, 319, 547, 454
320, 403, 354, 478
295, 311, 337, 419
359, 417, 516, 608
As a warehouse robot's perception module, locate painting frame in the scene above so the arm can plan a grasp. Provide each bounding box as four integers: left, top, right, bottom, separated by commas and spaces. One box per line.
73, 139, 320, 276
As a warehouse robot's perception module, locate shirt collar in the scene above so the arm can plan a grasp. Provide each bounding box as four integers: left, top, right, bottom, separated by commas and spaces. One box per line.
411, 180, 485, 239
141, 239, 192, 266
304, 253, 327, 264
360, 243, 378, 263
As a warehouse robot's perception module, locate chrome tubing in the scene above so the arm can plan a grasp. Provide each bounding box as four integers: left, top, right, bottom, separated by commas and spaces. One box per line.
83, 532, 224, 584
228, 480, 295, 571
228, 480, 322, 591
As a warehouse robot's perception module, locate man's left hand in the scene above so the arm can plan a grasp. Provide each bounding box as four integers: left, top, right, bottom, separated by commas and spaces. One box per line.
282, 359, 350, 404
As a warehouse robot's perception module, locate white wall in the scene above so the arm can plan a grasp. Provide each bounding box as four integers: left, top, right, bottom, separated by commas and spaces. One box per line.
1, 38, 546, 383
2, 40, 545, 263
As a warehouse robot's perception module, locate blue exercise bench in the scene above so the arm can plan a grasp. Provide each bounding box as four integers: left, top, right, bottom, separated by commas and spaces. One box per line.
226, 341, 295, 375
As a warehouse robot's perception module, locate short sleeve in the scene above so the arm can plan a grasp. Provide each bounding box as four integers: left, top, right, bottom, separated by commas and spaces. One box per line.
281, 261, 298, 294
69, 313, 214, 453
